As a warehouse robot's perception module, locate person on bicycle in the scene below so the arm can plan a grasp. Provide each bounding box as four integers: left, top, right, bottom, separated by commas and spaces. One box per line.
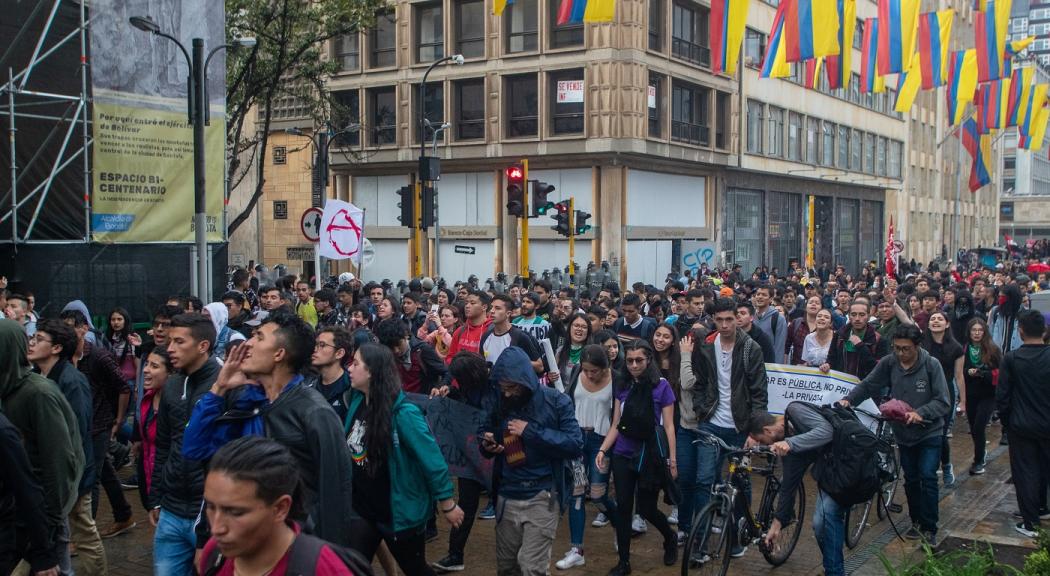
840, 324, 950, 543
748, 402, 840, 576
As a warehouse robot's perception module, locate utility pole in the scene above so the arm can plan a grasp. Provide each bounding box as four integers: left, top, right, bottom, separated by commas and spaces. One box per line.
568, 196, 575, 279
520, 159, 530, 279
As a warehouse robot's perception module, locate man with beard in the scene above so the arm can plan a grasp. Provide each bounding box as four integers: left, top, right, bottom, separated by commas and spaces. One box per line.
513, 292, 552, 343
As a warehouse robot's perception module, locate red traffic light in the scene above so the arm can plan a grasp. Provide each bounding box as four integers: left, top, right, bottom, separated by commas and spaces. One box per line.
506, 165, 524, 183
554, 201, 570, 213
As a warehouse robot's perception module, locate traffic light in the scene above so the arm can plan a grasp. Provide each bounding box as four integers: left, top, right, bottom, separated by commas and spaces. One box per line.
396, 185, 414, 228
574, 210, 592, 235
421, 185, 435, 229
505, 164, 525, 217
551, 201, 571, 237
531, 181, 555, 217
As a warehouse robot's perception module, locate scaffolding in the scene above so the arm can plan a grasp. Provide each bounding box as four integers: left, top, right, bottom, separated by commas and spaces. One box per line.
0, 0, 92, 244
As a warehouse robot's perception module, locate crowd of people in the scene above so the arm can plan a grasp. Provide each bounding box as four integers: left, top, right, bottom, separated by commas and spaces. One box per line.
1, 253, 1049, 576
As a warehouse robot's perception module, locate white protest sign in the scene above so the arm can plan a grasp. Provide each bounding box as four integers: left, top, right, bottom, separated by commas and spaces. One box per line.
648, 85, 656, 109
318, 199, 365, 260
557, 80, 584, 103
765, 364, 880, 428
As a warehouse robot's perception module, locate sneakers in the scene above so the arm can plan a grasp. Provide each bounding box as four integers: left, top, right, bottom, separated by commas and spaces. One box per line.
607, 561, 631, 576
663, 540, 678, 566
432, 554, 465, 572
120, 473, 139, 490
903, 526, 923, 540
1016, 522, 1039, 538
100, 519, 137, 539
668, 506, 679, 525
631, 515, 647, 535
592, 512, 610, 527
478, 502, 496, 520
922, 530, 938, 546
942, 464, 955, 488
730, 544, 748, 558
676, 530, 687, 546
970, 462, 986, 475
555, 548, 585, 570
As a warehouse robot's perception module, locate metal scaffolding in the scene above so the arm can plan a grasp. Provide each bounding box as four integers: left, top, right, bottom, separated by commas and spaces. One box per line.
0, 0, 92, 244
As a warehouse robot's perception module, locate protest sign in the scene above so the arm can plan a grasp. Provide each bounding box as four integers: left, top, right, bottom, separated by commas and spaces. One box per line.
405, 393, 493, 489
765, 364, 880, 426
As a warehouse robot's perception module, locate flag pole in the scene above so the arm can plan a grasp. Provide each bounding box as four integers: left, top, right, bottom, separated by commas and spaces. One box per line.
357, 208, 367, 284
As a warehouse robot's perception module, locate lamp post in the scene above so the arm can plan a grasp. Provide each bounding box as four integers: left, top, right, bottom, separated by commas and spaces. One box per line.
129, 15, 255, 300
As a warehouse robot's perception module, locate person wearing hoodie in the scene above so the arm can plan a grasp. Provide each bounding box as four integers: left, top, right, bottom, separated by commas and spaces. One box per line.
479, 346, 583, 576
150, 312, 220, 576
203, 302, 246, 361
0, 410, 61, 576
61, 299, 102, 347
0, 319, 84, 576
989, 283, 1024, 355
843, 323, 950, 543
220, 291, 254, 339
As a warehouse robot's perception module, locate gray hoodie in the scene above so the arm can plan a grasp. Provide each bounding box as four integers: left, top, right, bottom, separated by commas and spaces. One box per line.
845, 348, 950, 446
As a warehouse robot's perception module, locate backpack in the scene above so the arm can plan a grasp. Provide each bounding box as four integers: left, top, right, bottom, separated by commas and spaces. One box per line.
201, 531, 375, 576
810, 403, 884, 507
617, 380, 655, 441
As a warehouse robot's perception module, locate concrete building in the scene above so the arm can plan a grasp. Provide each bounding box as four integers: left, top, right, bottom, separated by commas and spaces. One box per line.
1009, 0, 1050, 68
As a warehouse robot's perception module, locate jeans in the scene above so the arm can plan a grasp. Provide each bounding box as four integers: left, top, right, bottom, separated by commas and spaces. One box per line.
89, 432, 132, 523
567, 430, 618, 547
812, 490, 846, 576
941, 379, 957, 467
495, 491, 558, 576
966, 395, 995, 465
898, 436, 942, 533
611, 455, 676, 564
153, 509, 198, 576
1008, 432, 1050, 527
683, 422, 747, 534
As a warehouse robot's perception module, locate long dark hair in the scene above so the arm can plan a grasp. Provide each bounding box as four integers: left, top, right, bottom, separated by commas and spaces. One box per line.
965, 317, 1002, 368
650, 323, 681, 399
592, 329, 624, 374
618, 339, 663, 392
107, 307, 134, 362
355, 343, 401, 476
922, 310, 961, 353
557, 313, 593, 370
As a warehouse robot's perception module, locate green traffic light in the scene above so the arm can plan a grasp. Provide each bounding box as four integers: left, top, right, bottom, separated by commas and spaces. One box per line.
538, 201, 554, 215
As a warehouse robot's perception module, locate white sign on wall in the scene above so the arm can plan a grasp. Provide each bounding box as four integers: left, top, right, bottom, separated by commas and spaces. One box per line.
648, 86, 656, 109
557, 80, 584, 103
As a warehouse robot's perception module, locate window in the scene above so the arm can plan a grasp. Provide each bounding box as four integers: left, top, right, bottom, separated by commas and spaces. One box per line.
744, 28, 766, 68
821, 121, 835, 166
767, 106, 784, 157
550, 69, 585, 135
454, 79, 485, 140
876, 136, 887, 175
369, 86, 396, 145
746, 99, 763, 153
370, 10, 396, 68
837, 125, 849, 169
334, 32, 360, 72
1005, 156, 1017, 170
850, 129, 862, 171
853, 18, 863, 50
648, 74, 663, 138
672, 2, 709, 66
849, 73, 860, 103
550, 0, 584, 48
787, 111, 802, 160
649, 0, 664, 51
805, 117, 819, 164
505, 0, 538, 53
672, 80, 710, 145
888, 140, 902, 178
331, 89, 360, 147
416, 3, 444, 62
456, 0, 485, 58
505, 74, 538, 137
715, 91, 729, 149
863, 132, 875, 173
414, 83, 444, 144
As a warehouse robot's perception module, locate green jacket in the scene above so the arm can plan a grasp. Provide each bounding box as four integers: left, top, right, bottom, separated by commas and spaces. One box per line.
0, 319, 84, 527
344, 389, 454, 533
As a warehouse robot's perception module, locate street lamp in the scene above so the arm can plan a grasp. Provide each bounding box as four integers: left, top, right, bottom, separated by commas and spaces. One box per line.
129, 15, 256, 300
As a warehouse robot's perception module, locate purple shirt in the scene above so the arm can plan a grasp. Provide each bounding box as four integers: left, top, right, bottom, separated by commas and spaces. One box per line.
613, 378, 676, 457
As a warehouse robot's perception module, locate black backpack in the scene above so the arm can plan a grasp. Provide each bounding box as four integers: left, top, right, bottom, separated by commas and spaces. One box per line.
201, 532, 375, 576
617, 380, 655, 441
810, 403, 884, 507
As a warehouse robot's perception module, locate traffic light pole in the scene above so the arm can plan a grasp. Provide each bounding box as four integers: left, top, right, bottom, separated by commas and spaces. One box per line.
520, 159, 529, 279
568, 196, 575, 279
413, 180, 423, 277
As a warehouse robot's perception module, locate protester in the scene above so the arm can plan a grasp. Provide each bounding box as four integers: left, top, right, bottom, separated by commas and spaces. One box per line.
736, 301, 777, 363
307, 326, 354, 420
921, 310, 965, 487
751, 285, 787, 362
557, 313, 593, 383
825, 300, 882, 379
295, 280, 318, 328
418, 304, 460, 361
445, 290, 493, 362
612, 293, 656, 343
963, 318, 1001, 476
374, 318, 450, 395
0, 411, 61, 576
786, 295, 822, 365
801, 309, 835, 367
133, 347, 172, 511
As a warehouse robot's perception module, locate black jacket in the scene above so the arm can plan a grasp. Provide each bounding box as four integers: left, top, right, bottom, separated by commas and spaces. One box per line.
827, 324, 881, 380
997, 343, 1050, 440
150, 358, 221, 518
745, 324, 777, 363
45, 360, 95, 496
302, 370, 352, 421
690, 329, 768, 431
78, 341, 130, 437
0, 412, 60, 574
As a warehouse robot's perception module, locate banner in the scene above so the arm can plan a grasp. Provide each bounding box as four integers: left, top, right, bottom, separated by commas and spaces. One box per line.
405, 393, 494, 489
318, 199, 365, 260
765, 364, 880, 424
90, 0, 225, 242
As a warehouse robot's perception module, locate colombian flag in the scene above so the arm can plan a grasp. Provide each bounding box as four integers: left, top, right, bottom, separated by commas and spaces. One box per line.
975, 0, 1012, 82
582, 0, 615, 22
976, 78, 1010, 134
1006, 67, 1034, 128
760, 1, 791, 78
877, 0, 920, 76
824, 0, 856, 90
916, 10, 953, 90
1019, 83, 1048, 149
494, 0, 513, 16
783, 0, 840, 63
895, 52, 921, 113
803, 58, 823, 89
710, 0, 751, 75
860, 17, 885, 94
1003, 36, 1036, 77
962, 118, 992, 192
1023, 105, 1050, 151
947, 49, 978, 125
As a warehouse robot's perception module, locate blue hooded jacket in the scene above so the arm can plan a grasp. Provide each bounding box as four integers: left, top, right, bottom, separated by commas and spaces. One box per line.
480, 347, 582, 506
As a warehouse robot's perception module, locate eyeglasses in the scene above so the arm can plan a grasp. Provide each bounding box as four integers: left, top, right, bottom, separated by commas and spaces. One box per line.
893, 345, 916, 353
625, 358, 647, 365
28, 335, 52, 345
153, 320, 172, 328
314, 341, 335, 350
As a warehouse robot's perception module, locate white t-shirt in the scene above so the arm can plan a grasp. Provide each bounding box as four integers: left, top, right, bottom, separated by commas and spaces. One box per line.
710, 334, 736, 429
573, 376, 613, 436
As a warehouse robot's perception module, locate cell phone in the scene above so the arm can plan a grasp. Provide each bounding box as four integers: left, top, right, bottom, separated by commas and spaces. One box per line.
431, 304, 440, 315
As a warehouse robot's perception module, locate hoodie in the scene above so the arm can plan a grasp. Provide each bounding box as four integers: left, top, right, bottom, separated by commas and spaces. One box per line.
61, 299, 99, 346
996, 343, 1050, 440
479, 347, 583, 503
989, 284, 1024, 353
204, 302, 246, 360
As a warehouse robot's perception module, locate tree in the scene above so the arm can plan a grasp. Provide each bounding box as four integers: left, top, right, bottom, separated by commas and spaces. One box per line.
224, 0, 384, 235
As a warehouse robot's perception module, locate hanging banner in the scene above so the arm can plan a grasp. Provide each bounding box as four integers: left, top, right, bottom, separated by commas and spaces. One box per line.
89, 0, 225, 242
765, 364, 881, 422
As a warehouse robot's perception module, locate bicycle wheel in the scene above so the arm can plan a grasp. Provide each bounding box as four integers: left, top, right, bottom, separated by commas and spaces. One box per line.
760, 482, 805, 566
877, 450, 901, 520
844, 498, 873, 548
682, 500, 732, 576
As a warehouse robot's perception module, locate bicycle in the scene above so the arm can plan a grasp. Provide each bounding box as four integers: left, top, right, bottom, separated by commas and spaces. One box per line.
681, 431, 805, 576
843, 406, 902, 549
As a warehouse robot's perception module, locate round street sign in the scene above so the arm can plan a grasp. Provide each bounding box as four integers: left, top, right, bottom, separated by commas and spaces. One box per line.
301, 207, 323, 242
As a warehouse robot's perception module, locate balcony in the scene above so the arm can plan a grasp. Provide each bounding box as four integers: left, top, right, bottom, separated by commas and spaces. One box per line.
671, 120, 709, 146
672, 37, 710, 67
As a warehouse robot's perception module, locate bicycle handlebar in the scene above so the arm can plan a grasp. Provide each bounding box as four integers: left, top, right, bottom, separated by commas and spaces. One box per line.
851, 406, 888, 421
693, 430, 774, 455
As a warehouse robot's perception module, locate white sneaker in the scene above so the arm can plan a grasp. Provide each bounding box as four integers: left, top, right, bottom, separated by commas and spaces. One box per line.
668, 506, 679, 525
677, 530, 687, 546
555, 548, 585, 570
592, 512, 610, 527
632, 514, 648, 534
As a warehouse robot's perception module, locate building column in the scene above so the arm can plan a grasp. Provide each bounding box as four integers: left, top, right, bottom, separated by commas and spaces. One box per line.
598, 165, 625, 288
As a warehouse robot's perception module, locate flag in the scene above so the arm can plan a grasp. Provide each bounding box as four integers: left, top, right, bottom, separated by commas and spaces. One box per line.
916, 9, 953, 90
803, 57, 823, 89
961, 118, 992, 192
877, 0, 920, 75
976, 78, 1010, 133
895, 52, 921, 112
885, 217, 898, 280
582, 0, 615, 22
761, 1, 792, 78
975, 0, 1012, 82
783, 0, 840, 63
974, 0, 987, 8
1020, 84, 1049, 148
860, 17, 886, 93
318, 199, 366, 260
824, 0, 856, 90
1026, 106, 1050, 151
494, 0, 513, 15
556, 0, 583, 24
710, 0, 751, 75
946, 49, 977, 125
1004, 233, 1018, 250
1006, 67, 1034, 128
1003, 35, 1036, 76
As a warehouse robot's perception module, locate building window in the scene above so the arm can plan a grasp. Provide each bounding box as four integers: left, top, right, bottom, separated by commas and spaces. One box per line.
863, 132, 875, 173
746, 99, 763, 153
331, 89, 360, 147
550, 0, 584, 48
837, 125, 849, 169
767, 106, 784, 157
744, 28, 765, 68
821, 121, 835, 166
648, 74, 663, 138
787, 111, 801, 161
876, 136, 886, 175
414, 84, 444, 144
369, 86, 396, 145
505, 74, 538, 138
550, 69, 585, 135
370, 10, 396, 68
888, 140, 902, 179
715, 91, 729, 149
672, 80, 710, 146
649, 0, 664, 51
455, 79, 485, 140
850, 74, 861, 103
505, 0, 538, 53
805, 117, 819, 164
854, 18, 863, 50
416, 3, 444, 63
850, 129, 862, 172
671, 2, 709, 66
456, 0, 485, 59
334, 32, 360, 72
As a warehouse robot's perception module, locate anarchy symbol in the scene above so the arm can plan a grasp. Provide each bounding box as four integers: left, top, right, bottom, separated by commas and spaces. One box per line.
325, 209, 363, 257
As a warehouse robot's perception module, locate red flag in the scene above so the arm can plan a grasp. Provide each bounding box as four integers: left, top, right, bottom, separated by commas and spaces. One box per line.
885, 217, 897, 279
